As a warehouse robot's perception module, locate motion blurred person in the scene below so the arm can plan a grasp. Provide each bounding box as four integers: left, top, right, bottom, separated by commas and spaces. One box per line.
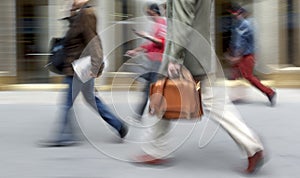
125, 3, 166, 120
225, 6, 276, 106
135, 0, 266, 174
40, 0, 127, 147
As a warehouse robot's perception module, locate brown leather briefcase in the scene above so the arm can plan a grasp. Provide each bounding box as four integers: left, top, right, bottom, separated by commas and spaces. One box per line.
149, 67, 203, 120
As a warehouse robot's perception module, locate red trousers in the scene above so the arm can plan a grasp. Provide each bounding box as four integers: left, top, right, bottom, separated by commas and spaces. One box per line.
232, 54, 274, 97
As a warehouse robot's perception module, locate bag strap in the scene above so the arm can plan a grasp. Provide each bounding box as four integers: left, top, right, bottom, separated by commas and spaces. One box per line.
168, 62, 195, 83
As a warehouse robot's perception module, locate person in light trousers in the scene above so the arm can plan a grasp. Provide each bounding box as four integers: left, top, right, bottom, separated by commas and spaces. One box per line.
135, 0, 265, 174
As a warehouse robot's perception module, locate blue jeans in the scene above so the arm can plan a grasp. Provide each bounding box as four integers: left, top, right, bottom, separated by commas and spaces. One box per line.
136, 71, 158, 117
58, 76, 123, 142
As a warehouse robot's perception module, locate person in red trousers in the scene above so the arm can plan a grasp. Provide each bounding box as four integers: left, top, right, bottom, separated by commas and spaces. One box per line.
226, 6, 276, 106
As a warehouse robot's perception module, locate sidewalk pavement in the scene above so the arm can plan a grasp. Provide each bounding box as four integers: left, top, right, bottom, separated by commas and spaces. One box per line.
1, 88, 300, 178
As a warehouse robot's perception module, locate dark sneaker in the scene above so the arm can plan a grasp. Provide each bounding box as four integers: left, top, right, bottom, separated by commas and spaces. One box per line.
38, 140, 79, 147
245, 150, 264, 174
118, 124, 128, 139
268, 91, 277, 107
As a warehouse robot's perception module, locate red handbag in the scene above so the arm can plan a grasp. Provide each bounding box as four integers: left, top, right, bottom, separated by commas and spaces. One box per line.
149, 65, 203, 119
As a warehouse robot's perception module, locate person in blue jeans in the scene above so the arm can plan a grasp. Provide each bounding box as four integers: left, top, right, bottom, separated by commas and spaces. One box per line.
40, 0, 127, 147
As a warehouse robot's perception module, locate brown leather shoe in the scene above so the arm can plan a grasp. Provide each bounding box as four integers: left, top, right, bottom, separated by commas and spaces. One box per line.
246, 150, 264, 173
135, 154, 167, 165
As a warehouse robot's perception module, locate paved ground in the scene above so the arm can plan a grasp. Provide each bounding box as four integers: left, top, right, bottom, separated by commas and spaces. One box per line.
0, 87, 300, 178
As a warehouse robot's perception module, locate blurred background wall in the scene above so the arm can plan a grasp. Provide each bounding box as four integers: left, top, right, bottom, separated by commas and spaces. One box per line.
0, 0, 299, 85
0, 0, 16, 83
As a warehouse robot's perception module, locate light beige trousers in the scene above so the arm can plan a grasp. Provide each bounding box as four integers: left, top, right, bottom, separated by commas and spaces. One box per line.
142, 76, 264, 158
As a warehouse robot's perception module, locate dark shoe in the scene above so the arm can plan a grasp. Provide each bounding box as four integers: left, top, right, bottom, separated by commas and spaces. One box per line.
38, 140, 79, 147
118, 124, 128, 139
268, 91, 277, 107
134, 154, 167, 165
246, 150, 264, 174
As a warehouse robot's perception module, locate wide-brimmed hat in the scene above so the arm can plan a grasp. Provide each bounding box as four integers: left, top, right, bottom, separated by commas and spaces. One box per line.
71, 0, 90, 11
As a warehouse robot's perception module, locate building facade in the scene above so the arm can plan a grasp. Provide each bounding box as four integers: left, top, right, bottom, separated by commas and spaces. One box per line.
0, 0, 299, 84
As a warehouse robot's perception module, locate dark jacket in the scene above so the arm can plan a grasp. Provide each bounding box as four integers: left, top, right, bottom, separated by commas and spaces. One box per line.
63, 4, 104, 76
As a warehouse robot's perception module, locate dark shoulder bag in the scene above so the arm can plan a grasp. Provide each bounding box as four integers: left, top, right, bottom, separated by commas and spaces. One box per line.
45, 37, 66, 75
